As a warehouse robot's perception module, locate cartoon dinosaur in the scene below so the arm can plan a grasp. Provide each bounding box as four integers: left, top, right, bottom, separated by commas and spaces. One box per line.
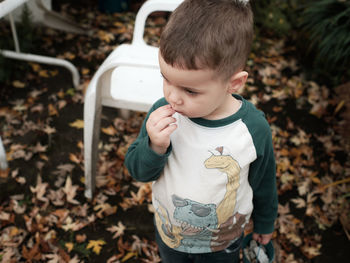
155, 195, 218, 252
155, 199, 183, 248
174, 195, 219, 252
154, 146, 244, 252
204, 146, 241, 226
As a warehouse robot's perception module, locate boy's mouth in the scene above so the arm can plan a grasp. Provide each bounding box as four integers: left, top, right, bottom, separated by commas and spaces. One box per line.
170, 105, 183, 115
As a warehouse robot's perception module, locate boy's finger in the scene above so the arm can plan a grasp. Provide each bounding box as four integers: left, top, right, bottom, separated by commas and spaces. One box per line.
161, 123, 177, 136
154, 117, 177, 131
149, 105, 175, 125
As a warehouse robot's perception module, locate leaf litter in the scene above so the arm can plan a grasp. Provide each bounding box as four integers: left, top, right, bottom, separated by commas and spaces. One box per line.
0, 1, 349, 262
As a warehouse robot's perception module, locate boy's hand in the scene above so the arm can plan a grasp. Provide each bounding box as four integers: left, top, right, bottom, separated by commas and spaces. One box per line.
146, 104, 177, 155
252, 232, 272, 245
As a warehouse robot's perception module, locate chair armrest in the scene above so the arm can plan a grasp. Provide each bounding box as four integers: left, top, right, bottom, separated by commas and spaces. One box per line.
132, 0, 183, 46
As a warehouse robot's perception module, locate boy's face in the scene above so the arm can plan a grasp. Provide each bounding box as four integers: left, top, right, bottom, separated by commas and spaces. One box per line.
159, 53, 236, 120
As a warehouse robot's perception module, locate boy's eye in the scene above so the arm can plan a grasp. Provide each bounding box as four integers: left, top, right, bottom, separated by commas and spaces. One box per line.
185, 89, 198, 95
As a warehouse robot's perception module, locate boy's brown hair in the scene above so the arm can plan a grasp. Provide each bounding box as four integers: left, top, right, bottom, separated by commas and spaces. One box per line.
160, 0, 254, 81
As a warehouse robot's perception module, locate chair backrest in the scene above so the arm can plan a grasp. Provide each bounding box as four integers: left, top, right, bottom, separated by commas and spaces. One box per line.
132, 0, 183, 46
0, 0, 28, 19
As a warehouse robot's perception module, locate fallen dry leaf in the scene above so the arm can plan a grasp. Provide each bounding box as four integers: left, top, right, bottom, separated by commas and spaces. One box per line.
107, 221, 126, 239
87, 239, 106, 255
63, 176, 80, 205
69, 119, 84, 129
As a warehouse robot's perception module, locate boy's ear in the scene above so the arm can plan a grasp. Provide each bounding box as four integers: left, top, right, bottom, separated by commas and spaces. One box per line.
227, 71, 248, 93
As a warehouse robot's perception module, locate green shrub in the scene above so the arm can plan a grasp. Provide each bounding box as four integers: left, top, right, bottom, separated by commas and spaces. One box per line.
17, 3, 36, 52
251, 0, 294, 37
0, 4, 35, 84
299, 0, 350, 72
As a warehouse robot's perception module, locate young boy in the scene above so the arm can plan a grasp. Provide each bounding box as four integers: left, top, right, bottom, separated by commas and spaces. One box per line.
125, 0, 278, 262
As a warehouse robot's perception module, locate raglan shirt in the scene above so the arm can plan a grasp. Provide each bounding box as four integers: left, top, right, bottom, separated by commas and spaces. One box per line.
125, 94, 278, 254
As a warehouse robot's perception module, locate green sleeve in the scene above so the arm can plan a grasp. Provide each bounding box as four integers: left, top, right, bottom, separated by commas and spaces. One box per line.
245, 106, 278, 234
124, 98, 172, 182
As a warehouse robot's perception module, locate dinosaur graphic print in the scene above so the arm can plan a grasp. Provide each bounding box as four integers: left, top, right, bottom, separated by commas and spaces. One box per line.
154, 146, 248, 253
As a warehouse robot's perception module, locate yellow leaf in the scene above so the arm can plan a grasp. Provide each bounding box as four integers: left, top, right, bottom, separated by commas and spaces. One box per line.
334, 100, 345, 114
82, 68, 90, 75
48, 104, 59, 116
87, 240, 106, 255
50, 70, 59, 77
69, 119, 84, 129
12, 80, 25, 88
57, 90, 65, 99
122, 251, 138, 262
30, 63, 41, 72
113, 21, 124, 27
40, 154, 49, 161
77, 141, 84, 149
98, 30, 115, 43
10, 227, 19, 237
39, 70, 49, 78
63, 52, 76, 60
311, 176, 321, 184
69, 153, 80, 164
65, 242, 74, 252
101, 125, 117, 136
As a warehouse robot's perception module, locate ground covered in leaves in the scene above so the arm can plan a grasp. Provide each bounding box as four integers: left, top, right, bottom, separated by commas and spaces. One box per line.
0, 1, 349, 262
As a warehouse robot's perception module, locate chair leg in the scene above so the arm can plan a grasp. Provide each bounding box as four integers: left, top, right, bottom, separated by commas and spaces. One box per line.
84, 91, 102, 199
0, 136, 8, 170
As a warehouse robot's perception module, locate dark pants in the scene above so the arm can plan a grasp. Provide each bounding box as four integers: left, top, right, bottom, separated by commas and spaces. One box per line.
155, 228, 242, 263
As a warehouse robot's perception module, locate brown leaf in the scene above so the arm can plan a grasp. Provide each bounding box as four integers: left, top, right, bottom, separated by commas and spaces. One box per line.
94, 203, 117, 218
0, 168, 9, 179
107, 221, 126, 239
43, 125, 56, 134
12, 80, 25, 88
48, 104, 59, 116
63, 176, 80, 205
290, 198, 306, 208
31, 142, 48, 153
301, 243, 322, 259
76, 234, 87, 243
22, 243, 41, 261
30, 175, 49, 203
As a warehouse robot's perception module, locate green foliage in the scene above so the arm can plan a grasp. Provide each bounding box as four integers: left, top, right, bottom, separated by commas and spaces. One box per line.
299, 0, 350, 71
17, 4, 36, 52
251, 0, 294, 37
0, 4, 35, 84
0, 56, 7, 83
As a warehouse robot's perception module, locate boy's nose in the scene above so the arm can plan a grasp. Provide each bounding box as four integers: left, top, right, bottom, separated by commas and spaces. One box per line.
168, 90, 183, 105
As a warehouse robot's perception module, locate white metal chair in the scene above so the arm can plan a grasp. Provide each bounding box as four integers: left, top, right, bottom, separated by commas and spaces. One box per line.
84, 0, 183, 198
0, 0, 83, 88
0, 137, 8, 171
